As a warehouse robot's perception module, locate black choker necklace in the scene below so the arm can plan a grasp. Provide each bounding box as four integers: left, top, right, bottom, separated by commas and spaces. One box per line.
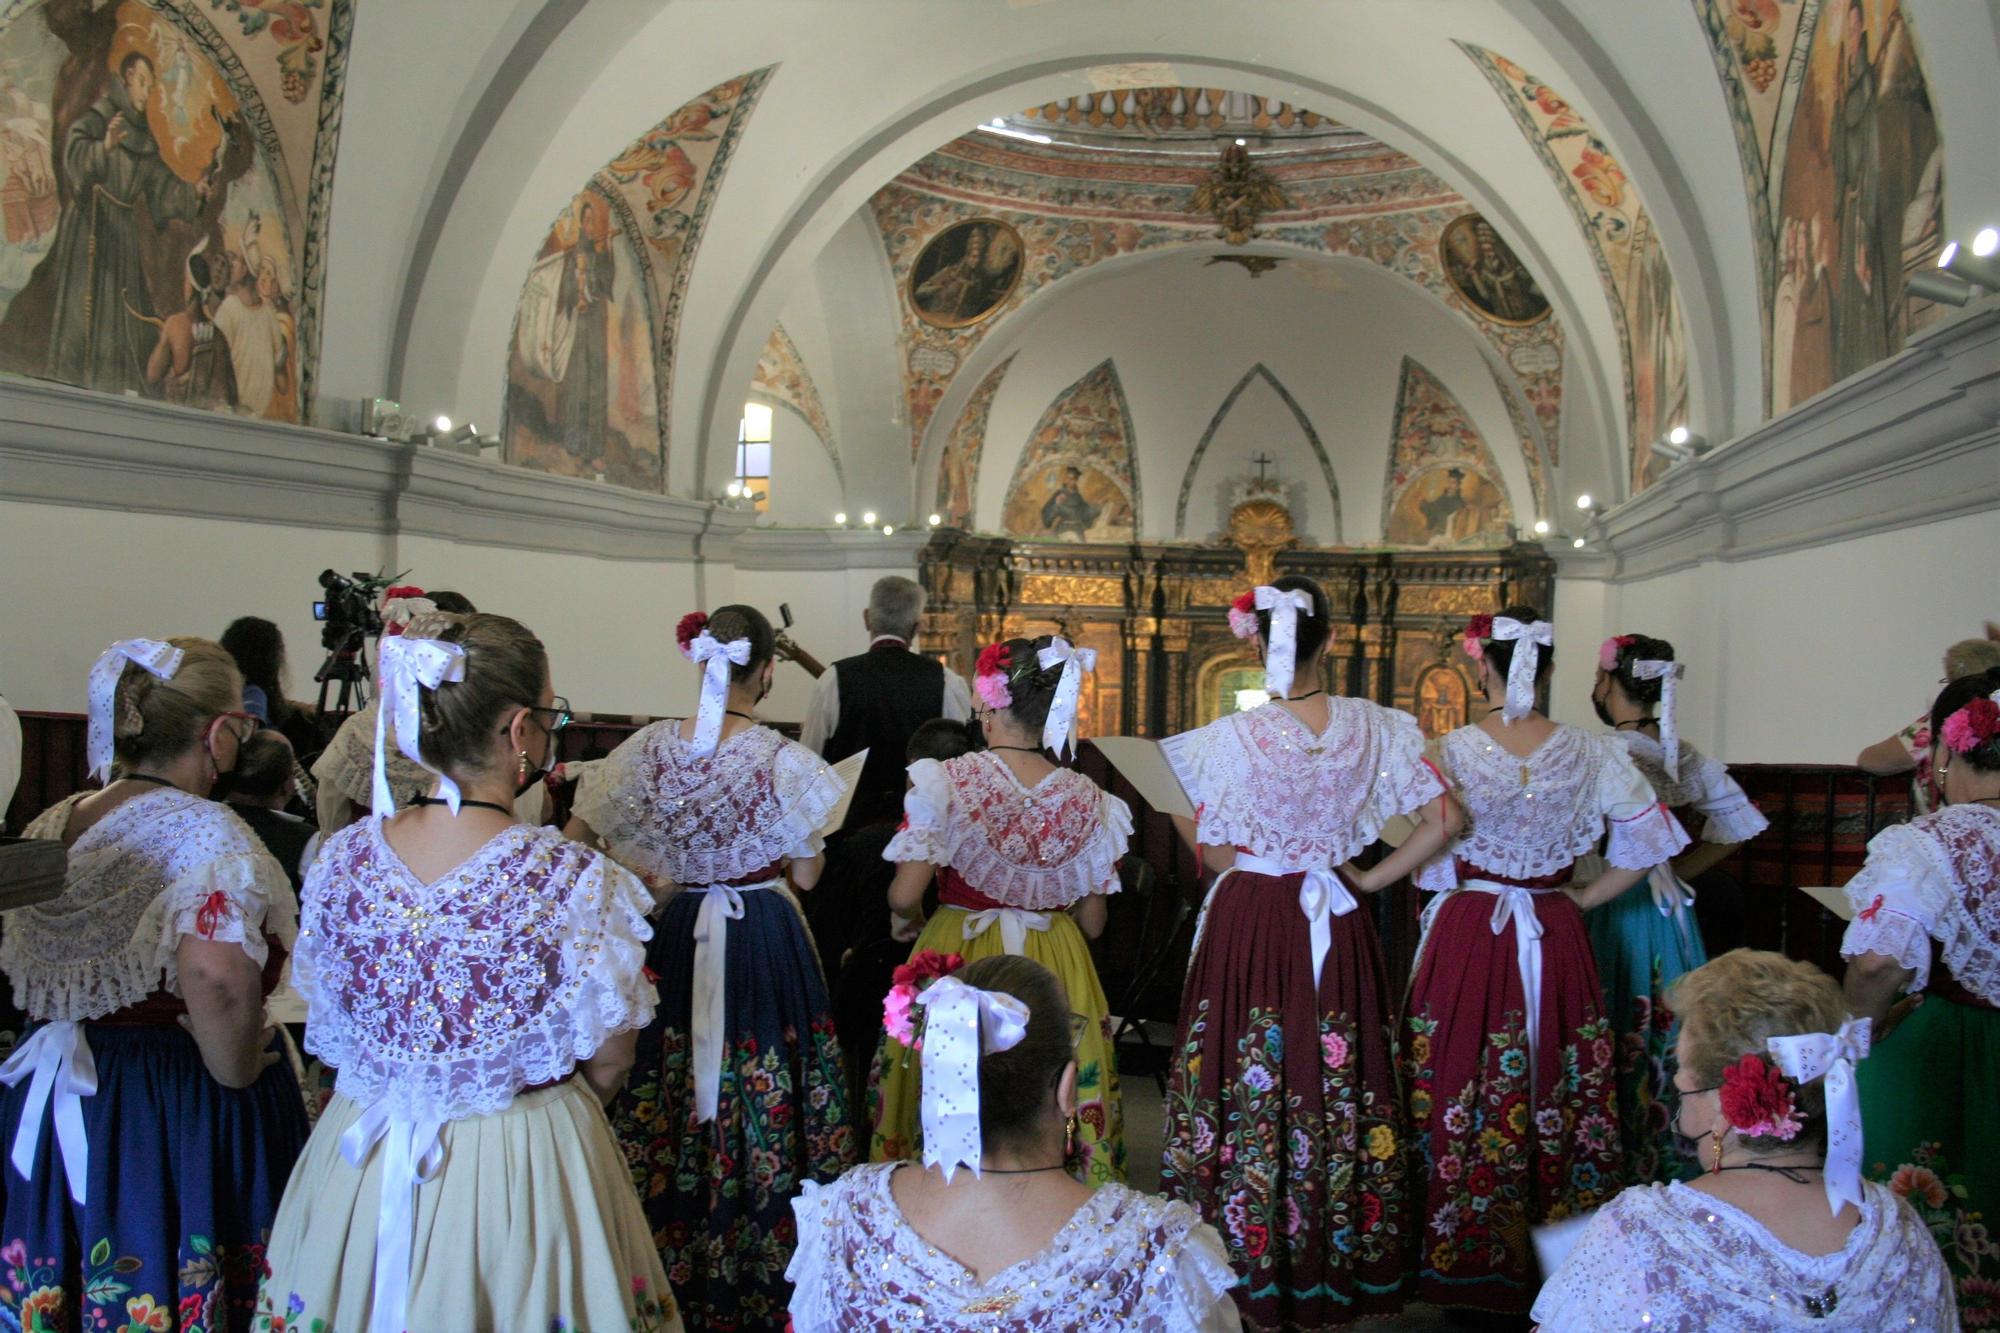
975, 1163, 1068, 1175
120, 773, 178, 790
412, 795, 514, 816
1717, 1161, 1823, 1183
1615, 718, 1658, 731
988, 744, 1044, 755
725, 709, 757, 723
1283, 690, 1325, 702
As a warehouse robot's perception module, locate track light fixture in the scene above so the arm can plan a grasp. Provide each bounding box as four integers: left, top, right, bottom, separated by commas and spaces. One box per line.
1910, 269, 1978, 307
1939, 238, 2000, 291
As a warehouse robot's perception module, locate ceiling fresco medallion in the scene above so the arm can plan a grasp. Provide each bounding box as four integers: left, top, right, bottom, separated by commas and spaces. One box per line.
1438, 213, 1551, 326
909, 216, 1026, 329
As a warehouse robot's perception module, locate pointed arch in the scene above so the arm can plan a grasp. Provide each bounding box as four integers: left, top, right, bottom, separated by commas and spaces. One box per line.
1000, 359, 1140, 541
1174, 363, 1341, 540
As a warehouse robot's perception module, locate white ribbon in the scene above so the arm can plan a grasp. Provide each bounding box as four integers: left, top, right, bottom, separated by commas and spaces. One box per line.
1253, 586, 1316, 699
0, 1022, 96, 1205
1767, 1018, 1872, 1218
686, 632, 753, 757
1419, 880, 1552, 1093
1646, 865, 1699, 956
1490, 617, 1554, 723
372, 636, 467, 819
339, 1103, 446, 1333
1631, 659, 1685, 779
961, 907, 1053, 956
1036, 637, 1096, 758
688, 879, 782, 1122
1230, 852, 1358, 988
86, 638, 185, 783
914, 976, 1031, 1182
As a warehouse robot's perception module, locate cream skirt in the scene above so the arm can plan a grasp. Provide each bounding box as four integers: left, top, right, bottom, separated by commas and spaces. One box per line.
255, 1078, 679, 1332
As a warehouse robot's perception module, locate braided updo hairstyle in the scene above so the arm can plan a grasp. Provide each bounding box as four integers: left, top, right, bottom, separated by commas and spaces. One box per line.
1933, 666, 2000, 774
955, 954, 1074, 1150
402, 613, 548, 778
700, 605, 775, 685
111, 637, 243, 773
1477, 604, 1556, 684
1253, 574, 1333, 674
1604, 633, 1676, 708
989, 635, 1068, 733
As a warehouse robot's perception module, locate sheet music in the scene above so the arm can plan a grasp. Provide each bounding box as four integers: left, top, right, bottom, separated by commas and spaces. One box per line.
817, 749, 868, 836
1799, 884, 1856, 921
1092, 736, 1196, 819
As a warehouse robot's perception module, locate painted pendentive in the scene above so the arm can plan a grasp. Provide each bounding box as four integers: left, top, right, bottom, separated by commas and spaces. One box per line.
0, 0, 352, 421
935, 351, 1012, 528
1381, 355, 1514, 548
503, 67, 772, 492
1000, 357, 1138, 542
752, 321, 841, 481
1692, 0, 1943, 417
1461, 47, 1690, 493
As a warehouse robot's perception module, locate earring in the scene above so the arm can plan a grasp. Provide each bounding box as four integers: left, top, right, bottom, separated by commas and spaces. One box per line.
518, 749, 531, 780
1710, 1132, 1725, 1175
1064, 1113, 1078, 1161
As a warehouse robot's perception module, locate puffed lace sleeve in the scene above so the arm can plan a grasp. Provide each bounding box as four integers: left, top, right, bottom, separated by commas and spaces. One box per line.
151, 813, 295, 976
562, 853, 659, 1054
1364, 703, 1447, 831
1528, 1194, 1654, 1330
568, 723, 657, 847
1840, 824, 1945, 991
1685, 750, 1770, 844
884, 758, 952, 864
1168, 1218, 1245, 1332
1599, 742, 1691, 869
785, 1178, 839, 1333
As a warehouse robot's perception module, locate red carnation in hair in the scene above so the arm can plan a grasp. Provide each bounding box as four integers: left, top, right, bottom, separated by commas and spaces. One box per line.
975, 642, 1012, 679
1231, 590, 1255, 614
675, 611, 710, 651
1466, 613, 1494, 641
382, 584, 426, 603
1717, 1053, 1802, 1140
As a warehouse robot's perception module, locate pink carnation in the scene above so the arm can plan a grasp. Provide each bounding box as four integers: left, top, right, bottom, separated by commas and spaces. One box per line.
1942, 696, 2000, 754
882, 987, 915, 1046
974, 671, 1012, 712
1598, 634, 1636, 672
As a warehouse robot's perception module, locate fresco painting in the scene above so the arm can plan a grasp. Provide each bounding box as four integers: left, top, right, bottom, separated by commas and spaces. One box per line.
1000, 358, 1138, 543
1381, 356, 1514, 548
934, 352, 1013, 529
753, 321, 842, 480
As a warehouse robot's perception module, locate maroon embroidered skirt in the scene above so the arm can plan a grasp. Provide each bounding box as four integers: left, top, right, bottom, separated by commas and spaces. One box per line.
1162, 869, 1409, 1329
1401, 886, 1624, 1315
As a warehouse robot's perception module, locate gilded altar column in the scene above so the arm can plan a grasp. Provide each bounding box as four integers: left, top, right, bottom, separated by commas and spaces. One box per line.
1122, 616, 1159, 737
1157, 621, 1193, 737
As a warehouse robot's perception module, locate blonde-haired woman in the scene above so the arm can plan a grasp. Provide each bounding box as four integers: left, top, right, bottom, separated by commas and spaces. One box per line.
1533, 950, 1955, 1330
1, 637, 305, 1327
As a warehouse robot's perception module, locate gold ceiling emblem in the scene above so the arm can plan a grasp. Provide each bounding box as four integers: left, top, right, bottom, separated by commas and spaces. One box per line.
1189, 143, 1291, 246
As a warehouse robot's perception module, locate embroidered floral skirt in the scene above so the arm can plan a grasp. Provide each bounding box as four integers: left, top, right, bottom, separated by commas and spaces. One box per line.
0, 1022, 306, 1332
1858, 993, 2000, 1327
867, 904, 1126, 1187
1402, 889, 1624, 1316
611, 886, 854, 1332
1585, 871, 1706, 1186
1160, 869, 1408, 1329
255, 1079, 675, 1332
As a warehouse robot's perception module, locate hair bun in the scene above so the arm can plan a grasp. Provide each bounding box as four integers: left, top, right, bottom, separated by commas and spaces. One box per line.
113, 684, 147, 739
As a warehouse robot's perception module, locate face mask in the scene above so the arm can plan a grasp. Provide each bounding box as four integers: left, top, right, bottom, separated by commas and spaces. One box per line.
1591, 682, 1617, 728
965, 715, 988, 751
515, 714, 558, 797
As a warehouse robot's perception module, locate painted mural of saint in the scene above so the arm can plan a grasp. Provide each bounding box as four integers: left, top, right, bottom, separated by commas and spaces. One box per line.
1829, 0, 1891, 381
1041, 465, 1101, 539
46, 51, 214, 392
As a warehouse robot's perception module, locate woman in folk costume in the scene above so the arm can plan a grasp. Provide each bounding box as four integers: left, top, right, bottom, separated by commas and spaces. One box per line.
1841, 666, 2000, 1320
792, 955, 1241, 1332
1584, 634, 1768, 1185
1402, 608, 1689, 1317
1, 638, 304, 1329
1156, 577, 1459, 1328
870, 635, 1133, 1184
256, 614, 676, 1332
566, 606, 852, 1331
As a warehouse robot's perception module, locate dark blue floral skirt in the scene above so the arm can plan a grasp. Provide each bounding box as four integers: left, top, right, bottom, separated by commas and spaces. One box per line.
0, 1023, 306, 1332
609, 887, 853, 1332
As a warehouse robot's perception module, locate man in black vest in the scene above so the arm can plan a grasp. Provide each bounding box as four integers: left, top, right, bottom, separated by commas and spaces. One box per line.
800, 575, 970, 830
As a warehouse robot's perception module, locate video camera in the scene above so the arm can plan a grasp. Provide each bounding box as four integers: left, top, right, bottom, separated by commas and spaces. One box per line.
312, 569, 395, 653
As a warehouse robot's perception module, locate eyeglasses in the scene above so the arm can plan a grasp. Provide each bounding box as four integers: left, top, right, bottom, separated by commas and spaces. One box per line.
213, 711, 259, 744
505, 697, 573, 736
1666, 1082, 1718, 1123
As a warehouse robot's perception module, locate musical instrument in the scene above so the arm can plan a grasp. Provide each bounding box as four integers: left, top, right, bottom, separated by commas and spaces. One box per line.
773, 602, 827, 678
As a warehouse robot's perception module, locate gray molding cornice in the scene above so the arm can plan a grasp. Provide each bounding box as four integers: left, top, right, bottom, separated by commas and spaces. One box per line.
0, 374, 737, 561
1556, 300, 2000, 583
731, 526, 928, 571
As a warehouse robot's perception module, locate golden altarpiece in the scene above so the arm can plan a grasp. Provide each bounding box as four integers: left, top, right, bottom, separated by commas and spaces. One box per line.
916, 494, 1554, 741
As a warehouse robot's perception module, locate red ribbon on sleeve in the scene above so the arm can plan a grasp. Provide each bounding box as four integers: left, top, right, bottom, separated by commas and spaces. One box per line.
1857, 894, 1884, 923
194, 890, 232, 939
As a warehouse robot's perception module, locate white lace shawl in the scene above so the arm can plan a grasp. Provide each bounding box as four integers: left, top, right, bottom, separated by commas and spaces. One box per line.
1415, 724, 1690, 891
571, 721, 843, 889
884, 752, 1133, 909
1840, 804, 2000, 1001
1531, 1180, 1957, 1331
1160, 698, 1443, 867
293, 819, 656, 1122
310, 700, 432, 809
1609, 731, 1771, 844
4, 789, 298, 1020
786, 1162, 1243, 1333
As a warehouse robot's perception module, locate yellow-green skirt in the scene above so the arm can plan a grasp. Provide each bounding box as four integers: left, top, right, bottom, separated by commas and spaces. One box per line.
866, 904, 1126, 1184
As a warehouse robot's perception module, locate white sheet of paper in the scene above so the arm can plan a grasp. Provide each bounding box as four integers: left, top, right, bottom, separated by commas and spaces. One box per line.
817, 749, 868, 837
1799, 884, 1856, 921
1093, 736, 1196, 819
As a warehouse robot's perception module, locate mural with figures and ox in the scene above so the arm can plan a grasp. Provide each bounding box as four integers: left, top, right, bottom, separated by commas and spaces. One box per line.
504, 68, 770, 492
1000, 358, 1139, 543
1381, 356, 1514, 548
934, 352, 1013, 529
0, 0, 351, 422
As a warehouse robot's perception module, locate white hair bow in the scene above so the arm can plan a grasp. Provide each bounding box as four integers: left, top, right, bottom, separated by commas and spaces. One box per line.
1036, 637, 1096, 758
914, 976, 1031, 1182
1631, 659, 1686, 778
86, 638, 185, 783
373, 635, 466, 819
1490, 616, 1553, 723
1253, 586, 1316, 699
1767, 1017, 1872, 1218
686, 631, 753, 757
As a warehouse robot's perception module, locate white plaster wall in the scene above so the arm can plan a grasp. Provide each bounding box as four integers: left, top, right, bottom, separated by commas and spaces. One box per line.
755, 402, 846, 529
1554, 507, 2000, 764
960, 253, 1539, 542
1183, 373, 1333, 543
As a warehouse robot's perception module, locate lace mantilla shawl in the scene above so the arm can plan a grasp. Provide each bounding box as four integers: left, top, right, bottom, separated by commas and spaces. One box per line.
1415, 724, 1689, 891
571, 721, 843, 889
311, 700, 431, 808
293, 819, 656, 1122
885, 752, 1133, 909
1840, 804, 2000, 1002
785, 1163, 1242, 1333
1531, 1180, 1957, 1331
1609, 731, 1770, 844
4, 789, 297, 1020
1161, 698, 1443, 867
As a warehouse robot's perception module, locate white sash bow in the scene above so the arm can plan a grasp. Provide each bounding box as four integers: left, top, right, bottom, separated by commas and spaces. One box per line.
961, 906, 1053, 956
1420, 879, 1555, 1092
1229, 852, 1357, 987
373, 636, 467, 818
339, 1103, 447, 1333
686, 632, 754, 757
1036, 637, 1096, 758
1631, 659, 1685, 779
0, 1021, 96, 1205
86, 638, 184, 783
688, 879, 783, 1122
1646, 865, 1699, 955
1767, 1018, 1872, 1217
914, 976, 1031, 1182
1490, 617, 1553, 724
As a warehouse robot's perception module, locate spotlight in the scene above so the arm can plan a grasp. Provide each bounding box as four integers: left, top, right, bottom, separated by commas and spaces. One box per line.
448, 422, 478, 445
1571, 536, 1587, 549
1575, 493, 1594, 511
928, 513, 942, 527
1667, 425, 1691, 447
881, 524, 895, 536
861, 510, 878, 526
1233, 137, 1246, 147
1532, 519, 1551, 536
433, 415, 452, 434
1974, 227, 1999, 258
1910, 269, 1978, 307
1939, 240, 2000, 290
1653, 429, 1710, 466
833, 511, 848, 526
726, 481, 744, 498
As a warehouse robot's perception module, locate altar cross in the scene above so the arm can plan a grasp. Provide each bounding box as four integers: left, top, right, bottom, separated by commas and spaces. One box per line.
1250, 451, 1276, 482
